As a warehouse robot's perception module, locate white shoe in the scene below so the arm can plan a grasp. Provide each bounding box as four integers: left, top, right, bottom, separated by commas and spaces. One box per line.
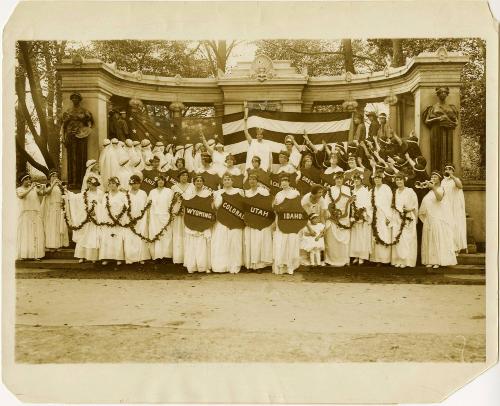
78, 259, 84, 264
139, 261, 145, 265
432, 265, 439, 269
102, 261, 108, 266
358, 259, 364, 265
117, 261, 122, 266
425, 264, 432, 268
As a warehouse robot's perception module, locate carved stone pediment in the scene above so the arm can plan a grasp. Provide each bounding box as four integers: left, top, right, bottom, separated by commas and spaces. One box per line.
249, 54, 276, 82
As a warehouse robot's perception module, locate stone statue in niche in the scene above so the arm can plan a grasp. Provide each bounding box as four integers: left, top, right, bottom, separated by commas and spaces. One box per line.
61, 92, 94, 187
422, 86, 458, 171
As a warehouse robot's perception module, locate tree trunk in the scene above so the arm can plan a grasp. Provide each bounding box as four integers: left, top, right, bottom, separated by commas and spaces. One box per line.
391, 39, 405, 67
341, 39, 356, 73
216, 40, 227, 73
15, 66, 27, 177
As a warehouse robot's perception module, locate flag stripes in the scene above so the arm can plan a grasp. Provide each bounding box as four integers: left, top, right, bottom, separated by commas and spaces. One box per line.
222, 110, 353, 164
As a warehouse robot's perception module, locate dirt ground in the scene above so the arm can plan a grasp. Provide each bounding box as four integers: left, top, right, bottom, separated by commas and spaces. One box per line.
15, 271, 486, 363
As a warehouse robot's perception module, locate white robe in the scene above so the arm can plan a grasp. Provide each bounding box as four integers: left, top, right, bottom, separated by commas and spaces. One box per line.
211, 187, 244, 273
441, 177, 467, 252
99, 144, 120, 189
66, 189, 104, 261
183, 188, 212, 273
141, 145, 153, 167
97, 191, 127, 260
370, 184, 393, 264
171, 182, 195, 264
124, 189, 151, 263
17, 187, 45, 259
324, 185, 351, 266
134, 146, 145, 172
148, 187, 175, 259
81, 164, 103, 192
244, 187, 273, 270
211, 150, 228, 176
349, 185, 372, 260
419, 187, 457, 266
391, 187, 418, 267
41, 183, 69, 249
272, 188, 302, 274
245, 139, 272, 172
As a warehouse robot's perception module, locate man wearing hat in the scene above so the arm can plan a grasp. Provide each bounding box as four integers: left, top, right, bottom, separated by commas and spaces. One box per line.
141, 155, 162, 194
61, 92, 94, 188
115, 110, 129, 141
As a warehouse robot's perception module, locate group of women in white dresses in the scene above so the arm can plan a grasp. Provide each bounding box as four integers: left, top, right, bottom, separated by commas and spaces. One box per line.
18, 136, 467, 272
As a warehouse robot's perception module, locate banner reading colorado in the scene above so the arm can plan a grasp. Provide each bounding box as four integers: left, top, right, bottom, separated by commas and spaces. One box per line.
275, 196, 308, 234
183, 195, 216, 232
216, 193, 246, 229
243, 194, 275, 230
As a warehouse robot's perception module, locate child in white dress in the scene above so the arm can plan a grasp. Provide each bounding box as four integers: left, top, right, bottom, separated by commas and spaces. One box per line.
300, 213, 326, 266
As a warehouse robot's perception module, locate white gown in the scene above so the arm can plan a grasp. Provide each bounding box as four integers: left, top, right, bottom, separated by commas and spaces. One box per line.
211, 187, 244, 273
273, 188, 302, 275
245, 139, 272, 172
441, 177, 467, 252
349, 185, 373, 260
183, 188, 212, 273
97, 191, 127, 260
211, 150, 228, 176
148, 187, 175, 259
391, 187, 418, 267
41, 183, 69, 249
324, 185, 351, 266
99, 143, 119, 189
244, 187, 273, 270
124, 189, 151, 264
171, 182, 195, 264
370, 184, 393, 264
419, 187, 457, 266
66, 189, 104, 261
17, 187, 45, 259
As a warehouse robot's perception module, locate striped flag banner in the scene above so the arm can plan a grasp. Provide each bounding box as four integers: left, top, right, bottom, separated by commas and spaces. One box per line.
222, 110, 353, 164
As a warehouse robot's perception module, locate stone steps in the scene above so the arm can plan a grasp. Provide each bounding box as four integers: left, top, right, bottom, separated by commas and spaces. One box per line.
42, 249, 486, 266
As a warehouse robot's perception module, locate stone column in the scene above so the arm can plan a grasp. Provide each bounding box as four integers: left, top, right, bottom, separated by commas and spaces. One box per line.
214, 102, 224, 117
413, 87, 435, 170
302, 101, 314, 113
389, 103, 399, 134
60, 90, 111, 182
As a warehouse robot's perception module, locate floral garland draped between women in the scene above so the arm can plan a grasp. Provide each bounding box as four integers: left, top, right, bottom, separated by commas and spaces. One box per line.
370, 187, 413, 247
327, 187, 352, 230
62, 190, 182, 243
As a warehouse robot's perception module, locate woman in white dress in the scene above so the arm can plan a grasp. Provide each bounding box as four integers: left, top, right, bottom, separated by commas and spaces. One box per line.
441, 163, 467, 253
272, 174, 302, 275
123, 175, 151, 265
16, 174, 45, 260
41, 170, 69, 251
97, 177, 127, 265
65, 176, 104, 263
391, 173, 419, 268
141, 139, 154, 167
81, 159, 102, 192
419, 172, 457, 268
221, 154, 242, 182
171, 169, 195, 264
211, 173, 244, 273
243, 172, 273, 270
321, 153, 344, 188
99, 138, 119, 189
370, 170, 393, 265
284, 135, 304, 169
147, 175, 176, 261
183, 174, 213, 273
349, 173, 372, 265
201, 133, 228, 176
324, 171, 352, 266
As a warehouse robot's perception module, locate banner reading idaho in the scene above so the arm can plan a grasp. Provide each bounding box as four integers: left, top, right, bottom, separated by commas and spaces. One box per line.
183, 195, 216, 232
275, 196, 308, 234
243, 194, 275, 230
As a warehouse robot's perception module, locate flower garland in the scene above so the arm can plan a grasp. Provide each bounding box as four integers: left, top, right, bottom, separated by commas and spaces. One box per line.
351, 201, 367, 224
327, 186, 353, 230
62, 189, 182, 244
370, 186, 413, 247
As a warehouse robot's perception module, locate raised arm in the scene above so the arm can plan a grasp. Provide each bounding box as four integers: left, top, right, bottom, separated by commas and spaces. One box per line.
303, 130, 318, 153
199, 131, 214, 155
243, 101, 253, 144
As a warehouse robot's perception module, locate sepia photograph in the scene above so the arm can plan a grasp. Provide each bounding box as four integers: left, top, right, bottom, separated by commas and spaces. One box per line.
13, 36, 487, 364
2, 1, 498, 404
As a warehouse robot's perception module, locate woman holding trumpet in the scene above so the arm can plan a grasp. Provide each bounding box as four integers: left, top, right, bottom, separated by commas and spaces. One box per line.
41, 170, 69, 252
16, 173, 46, 260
